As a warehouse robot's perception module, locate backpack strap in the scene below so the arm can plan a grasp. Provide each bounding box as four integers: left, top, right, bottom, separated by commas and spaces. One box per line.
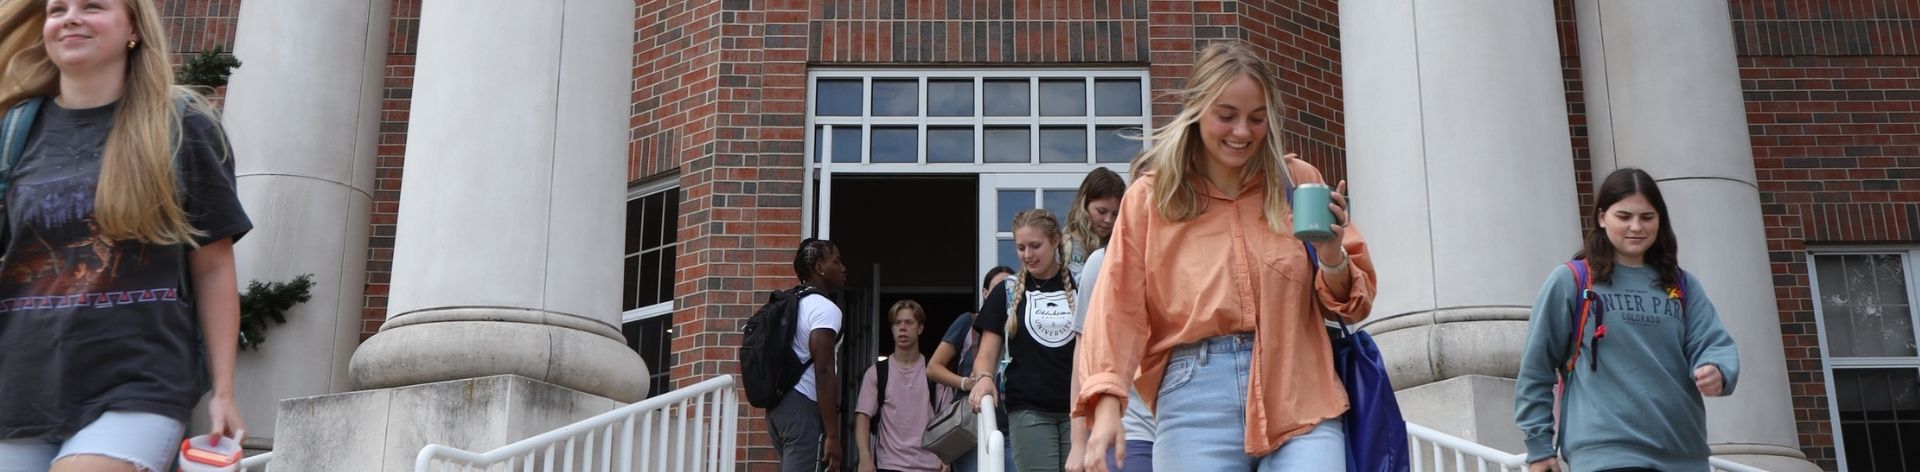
1561, 260, 1597, 375
792, 286, 822, 371
1, 97, 46, 247
872, 358, 890, 432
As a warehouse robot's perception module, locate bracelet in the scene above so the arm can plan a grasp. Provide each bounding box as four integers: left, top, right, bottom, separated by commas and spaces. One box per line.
1319, 247, 1351, 273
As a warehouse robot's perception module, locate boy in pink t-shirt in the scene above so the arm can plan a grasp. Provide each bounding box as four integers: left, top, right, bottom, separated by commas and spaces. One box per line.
855, 300, 947, 472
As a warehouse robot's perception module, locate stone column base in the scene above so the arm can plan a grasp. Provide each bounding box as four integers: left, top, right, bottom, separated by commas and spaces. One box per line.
272, 375, 622, 472
1708, 445, 1823, 472
349, 308, 649, 402
1398, 375, 1525, 454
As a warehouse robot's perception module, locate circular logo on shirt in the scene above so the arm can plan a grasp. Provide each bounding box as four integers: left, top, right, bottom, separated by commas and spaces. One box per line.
1024, 290, 1076, 348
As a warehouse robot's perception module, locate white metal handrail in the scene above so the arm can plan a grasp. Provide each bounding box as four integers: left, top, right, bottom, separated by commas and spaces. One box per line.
414, 375, 739, 472
238, 451, 272, 471
1407, 422, 1529, 472
1405, 422, 1772, 472
977, 395, 1005, 472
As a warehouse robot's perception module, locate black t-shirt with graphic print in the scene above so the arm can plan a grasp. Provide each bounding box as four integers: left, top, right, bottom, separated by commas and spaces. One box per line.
974, 271, 1075, 414
0, 100, 252, 439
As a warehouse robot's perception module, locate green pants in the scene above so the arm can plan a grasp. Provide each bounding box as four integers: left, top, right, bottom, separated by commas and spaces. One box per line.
1009, 409, 1071, 472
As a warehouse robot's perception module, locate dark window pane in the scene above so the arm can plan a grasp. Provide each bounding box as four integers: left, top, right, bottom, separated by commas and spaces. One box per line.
641, 192, 664, 249
625, 317, 676, 398
1095, 79, 1143, 116
639, 250, 661, 309
984, 79, 1029, 116
872, 79, 918, 116
815, 79, 862, 116
928, 79, 974, 117
622, 256, 640, 311
871, 127, 918, 163
996, 190, 1030, 233
661, 188, 681, 246
815, 126, 862, 163
1835, 368, 1920, 472
655, 245, 677, 306
624, 197, 643, 255
1039, 127, 1088, 163
1096, 126, 1144, 163
984, 127, 1030, 163
1039, 79, 1086, 116
927, 127, 975, 163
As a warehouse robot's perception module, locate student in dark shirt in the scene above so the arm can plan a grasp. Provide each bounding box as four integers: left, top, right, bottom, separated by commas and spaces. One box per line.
926, 266, 1015, 472
969, 209, 1078, 472
0, 0, 253, 470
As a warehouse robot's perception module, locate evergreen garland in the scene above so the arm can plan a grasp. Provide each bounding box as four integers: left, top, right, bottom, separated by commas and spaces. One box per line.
239, 274, 314, 351
177, 46, 242, 90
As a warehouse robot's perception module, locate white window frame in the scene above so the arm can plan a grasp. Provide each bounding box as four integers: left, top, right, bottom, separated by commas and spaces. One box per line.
622, 178, 680, 324
801, 68, 1150, 238
1806, 246, 1920, 472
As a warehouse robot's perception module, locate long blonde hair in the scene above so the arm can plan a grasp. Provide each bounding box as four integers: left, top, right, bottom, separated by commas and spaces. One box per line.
1, 0, 213, 246
1138, 42, 1293, 233
1004, 209, 1076, 340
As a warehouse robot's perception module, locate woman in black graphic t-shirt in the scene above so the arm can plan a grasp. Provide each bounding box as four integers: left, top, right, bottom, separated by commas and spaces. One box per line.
0, 0, 252, 470
968, 209, 1078, 472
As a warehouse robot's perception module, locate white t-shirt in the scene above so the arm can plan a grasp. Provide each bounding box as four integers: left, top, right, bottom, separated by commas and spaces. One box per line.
791, 293, 843, 401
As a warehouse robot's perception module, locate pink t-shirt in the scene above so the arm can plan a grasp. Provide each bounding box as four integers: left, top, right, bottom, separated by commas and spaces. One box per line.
855, 356, 946, 472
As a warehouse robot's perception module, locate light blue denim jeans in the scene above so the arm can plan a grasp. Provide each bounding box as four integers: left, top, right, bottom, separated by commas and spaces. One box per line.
1151, 334, 1345, 470
0, 411, 186, 472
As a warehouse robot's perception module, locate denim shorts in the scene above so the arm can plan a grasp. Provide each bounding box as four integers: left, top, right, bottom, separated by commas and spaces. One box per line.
0, 411, 186, 472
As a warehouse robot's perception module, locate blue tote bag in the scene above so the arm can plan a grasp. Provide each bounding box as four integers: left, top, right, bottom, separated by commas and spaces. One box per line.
1302, 240, 1408, 472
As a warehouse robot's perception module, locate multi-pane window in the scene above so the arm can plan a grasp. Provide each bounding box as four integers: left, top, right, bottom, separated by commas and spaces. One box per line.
808, 71, 1151, 167
1810, 251, 1920, 472
622, 186, 680, 398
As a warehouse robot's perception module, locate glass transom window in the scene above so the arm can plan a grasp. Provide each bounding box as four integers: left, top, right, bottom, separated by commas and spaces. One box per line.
808, 70, 1151, 168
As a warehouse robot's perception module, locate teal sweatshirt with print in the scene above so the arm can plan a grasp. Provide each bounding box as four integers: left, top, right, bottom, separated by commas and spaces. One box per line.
1514, 263, 1741, 472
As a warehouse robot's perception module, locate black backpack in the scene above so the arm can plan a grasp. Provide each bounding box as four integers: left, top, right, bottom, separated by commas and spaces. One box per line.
869, 357, 937, 432
741, 285, 821, 409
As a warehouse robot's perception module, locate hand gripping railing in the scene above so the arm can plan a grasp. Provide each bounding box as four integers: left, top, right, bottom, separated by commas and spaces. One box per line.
977, 395, 1005, 472
1405, 422, 1772, 472
414, 375, 738, 472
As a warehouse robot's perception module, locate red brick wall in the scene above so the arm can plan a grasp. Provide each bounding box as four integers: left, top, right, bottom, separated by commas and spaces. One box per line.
157, 0, 241, 60
361, 0, 420, 340
1734, 1, 1920, 469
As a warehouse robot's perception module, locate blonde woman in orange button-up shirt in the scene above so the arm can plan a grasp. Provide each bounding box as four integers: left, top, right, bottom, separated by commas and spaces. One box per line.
1073, 42, 1377, 472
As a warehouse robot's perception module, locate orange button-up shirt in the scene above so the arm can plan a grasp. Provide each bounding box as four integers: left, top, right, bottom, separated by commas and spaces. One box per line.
1074, 158, 1376, 456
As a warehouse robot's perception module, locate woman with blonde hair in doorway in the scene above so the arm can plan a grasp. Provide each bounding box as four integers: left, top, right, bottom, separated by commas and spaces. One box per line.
1074, 42, 1377, 471
969, 209, 1079, 472
0, 0, 252, 470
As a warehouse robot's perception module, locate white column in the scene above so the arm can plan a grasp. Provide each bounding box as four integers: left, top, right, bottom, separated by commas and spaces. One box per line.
1341, 0, 1582, 451
1575, 1, 1818, 470
346, 0, 647, 402
218, 0, 388, 441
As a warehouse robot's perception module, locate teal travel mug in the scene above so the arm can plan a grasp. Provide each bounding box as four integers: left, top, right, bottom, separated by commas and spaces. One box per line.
1292, 183, 1335, 242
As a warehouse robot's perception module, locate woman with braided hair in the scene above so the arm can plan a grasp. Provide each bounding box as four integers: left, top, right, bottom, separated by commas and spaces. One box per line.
967, 209, 1078, 472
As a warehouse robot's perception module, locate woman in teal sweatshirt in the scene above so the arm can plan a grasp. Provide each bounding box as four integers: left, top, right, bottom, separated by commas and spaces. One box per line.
1514, 168, 1741, 472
